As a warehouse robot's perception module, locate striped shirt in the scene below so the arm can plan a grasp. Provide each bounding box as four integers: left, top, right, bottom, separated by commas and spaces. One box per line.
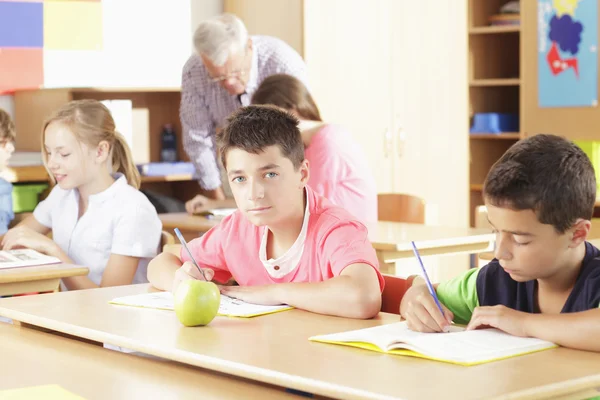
180, 35, 308, 190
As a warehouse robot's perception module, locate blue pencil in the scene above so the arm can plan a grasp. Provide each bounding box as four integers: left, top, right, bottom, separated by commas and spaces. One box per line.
174, 228, 208, 281
410, 241, 446, 318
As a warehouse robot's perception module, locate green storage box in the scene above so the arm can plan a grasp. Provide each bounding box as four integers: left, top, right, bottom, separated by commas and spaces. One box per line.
574, 140, 600, 189
12, 183, 49, 213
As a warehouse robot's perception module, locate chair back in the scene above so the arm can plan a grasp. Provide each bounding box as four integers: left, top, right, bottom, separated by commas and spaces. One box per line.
377, 193, 425, 224
381, 274, 413, 314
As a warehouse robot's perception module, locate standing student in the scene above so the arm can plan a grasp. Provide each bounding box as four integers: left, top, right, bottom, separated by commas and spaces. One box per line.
400, 134, 600, 352
186, 74, 378, 224
1, 100, 162, 290
149, 105, 383, 319
0, 110, 15, 235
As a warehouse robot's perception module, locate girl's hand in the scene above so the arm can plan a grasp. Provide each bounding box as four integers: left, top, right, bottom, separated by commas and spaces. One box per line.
1, 225, 57, 255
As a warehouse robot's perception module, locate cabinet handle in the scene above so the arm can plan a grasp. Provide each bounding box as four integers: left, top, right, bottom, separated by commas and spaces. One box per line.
384, 129, 393, 158
397, 127, 406, 158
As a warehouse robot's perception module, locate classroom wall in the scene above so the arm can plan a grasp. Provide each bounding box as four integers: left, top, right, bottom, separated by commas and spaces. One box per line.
0, 0, 224, 129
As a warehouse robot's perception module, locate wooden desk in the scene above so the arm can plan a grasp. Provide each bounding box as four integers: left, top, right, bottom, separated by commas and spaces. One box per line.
0, 323, 296, 400
1, 284, 599, 400
0, 263, 88, 296
159, 212, 219, 236
159, 213, 495, 264
367, 222, 494, 263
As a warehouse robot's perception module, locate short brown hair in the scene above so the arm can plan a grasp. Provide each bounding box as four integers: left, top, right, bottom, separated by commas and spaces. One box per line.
218, 105, 304, 169
483, 134, 596, 233
0, 109, 16, 143
251, 74, 322, 121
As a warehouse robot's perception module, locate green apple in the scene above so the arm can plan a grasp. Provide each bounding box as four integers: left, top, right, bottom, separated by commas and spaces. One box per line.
173, 280, 221, 326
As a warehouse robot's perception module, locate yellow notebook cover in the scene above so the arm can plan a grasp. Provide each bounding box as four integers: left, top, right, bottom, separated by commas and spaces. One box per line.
309, 321, 557, 366
0, 385, 84, 400
110, 291, 293, 318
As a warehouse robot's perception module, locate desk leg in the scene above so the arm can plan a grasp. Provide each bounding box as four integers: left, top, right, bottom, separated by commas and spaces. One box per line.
0, 278, 60, 297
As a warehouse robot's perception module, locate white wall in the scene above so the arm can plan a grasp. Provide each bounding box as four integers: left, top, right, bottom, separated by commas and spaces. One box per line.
190, 0, 223, 40
0, 95, 15, 120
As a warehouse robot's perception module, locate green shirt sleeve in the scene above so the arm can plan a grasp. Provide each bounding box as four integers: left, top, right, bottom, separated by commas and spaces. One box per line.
436, 268, 481, 325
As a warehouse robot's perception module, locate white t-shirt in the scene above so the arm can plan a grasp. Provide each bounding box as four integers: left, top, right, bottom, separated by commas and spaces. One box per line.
33, 174, 162, 286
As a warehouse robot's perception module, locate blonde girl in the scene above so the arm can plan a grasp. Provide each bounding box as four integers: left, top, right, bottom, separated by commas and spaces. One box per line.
2, 100, 162, 290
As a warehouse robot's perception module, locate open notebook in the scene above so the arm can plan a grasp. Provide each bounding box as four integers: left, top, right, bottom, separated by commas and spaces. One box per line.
110, 291, 293, 318
0, 249, 61, 270
309, 321, 557, 366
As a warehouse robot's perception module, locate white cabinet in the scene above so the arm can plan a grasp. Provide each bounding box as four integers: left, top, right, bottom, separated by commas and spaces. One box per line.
226, 0, 469, 227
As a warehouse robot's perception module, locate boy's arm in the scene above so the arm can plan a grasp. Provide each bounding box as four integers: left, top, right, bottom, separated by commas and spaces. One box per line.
467, 306, 600, 352
147, 252, 183, 291
221, 263, 382, 319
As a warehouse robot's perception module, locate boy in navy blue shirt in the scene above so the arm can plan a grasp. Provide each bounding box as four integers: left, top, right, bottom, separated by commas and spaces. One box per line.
401, 134, 600, 352
0, 110, 15, 235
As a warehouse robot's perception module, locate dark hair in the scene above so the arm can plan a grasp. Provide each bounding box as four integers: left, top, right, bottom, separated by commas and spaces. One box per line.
483, 134, 596, 233
217, 105, 305, 169
251, 74, 322, 121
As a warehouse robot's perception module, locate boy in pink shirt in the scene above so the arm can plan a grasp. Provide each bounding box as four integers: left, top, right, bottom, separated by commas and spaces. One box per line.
148, 105, 384, 319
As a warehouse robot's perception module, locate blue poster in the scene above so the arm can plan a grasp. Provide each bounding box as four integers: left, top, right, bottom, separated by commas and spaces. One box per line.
538, 0, 598, 107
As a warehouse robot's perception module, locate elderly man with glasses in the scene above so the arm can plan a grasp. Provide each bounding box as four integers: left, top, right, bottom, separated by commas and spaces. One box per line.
181, 13, 308, 210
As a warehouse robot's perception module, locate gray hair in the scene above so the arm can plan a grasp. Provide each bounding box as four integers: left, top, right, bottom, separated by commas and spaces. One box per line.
193, 13, 248, 66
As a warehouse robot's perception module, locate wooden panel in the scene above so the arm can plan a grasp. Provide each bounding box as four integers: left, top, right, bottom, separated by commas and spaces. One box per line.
470, 139, 515, 185
224, 0, 304, 56
71, 90, 182, 163
469, 33, 520, 80
13, 89, 72, 151
469, 86, 520, 117
521, 0, 600, 140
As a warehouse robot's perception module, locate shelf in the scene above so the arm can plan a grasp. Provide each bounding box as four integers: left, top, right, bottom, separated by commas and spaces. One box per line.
469, 26, 520, 34
2, 165, 195, 184
470, 79, 520, 87
471, 184, 484, 191
70, 87, 181, 93
469, 133, 521, 140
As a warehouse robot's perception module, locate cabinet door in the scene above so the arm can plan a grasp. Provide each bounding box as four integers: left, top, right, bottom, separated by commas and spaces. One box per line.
390, 0, 470, 226
303, 0, 394, 193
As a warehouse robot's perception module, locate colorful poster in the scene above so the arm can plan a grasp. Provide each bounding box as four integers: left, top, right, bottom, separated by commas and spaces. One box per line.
0, 0, 102, 94
538, 0, 598, 107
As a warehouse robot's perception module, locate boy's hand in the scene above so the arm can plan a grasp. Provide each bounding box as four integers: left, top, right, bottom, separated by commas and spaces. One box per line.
401, 284, 454, 333
1, 226, 55, 255
171, 261, 214, 293
220, 284, 283, 306
466, 305, 530, 337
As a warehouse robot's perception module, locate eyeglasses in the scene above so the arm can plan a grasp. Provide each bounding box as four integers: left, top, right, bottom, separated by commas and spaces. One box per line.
209, 47, 250, 84
210, 70, 247, 83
